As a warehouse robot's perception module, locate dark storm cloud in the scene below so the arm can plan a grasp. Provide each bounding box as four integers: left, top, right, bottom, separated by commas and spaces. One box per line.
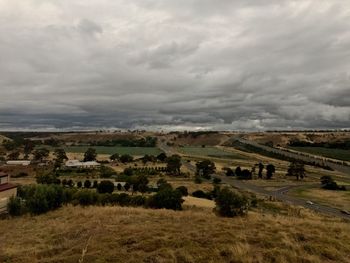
0, 0, 349, 130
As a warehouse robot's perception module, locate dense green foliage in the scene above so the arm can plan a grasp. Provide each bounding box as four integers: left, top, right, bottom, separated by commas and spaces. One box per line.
215, 187, 250, 217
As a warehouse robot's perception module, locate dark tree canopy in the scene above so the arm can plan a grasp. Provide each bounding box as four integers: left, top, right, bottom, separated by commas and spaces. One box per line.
266, 164, 275, 179
166, 154, 182, 175
83, 148, 97, 162
286, 162, 305, 180
196, 160, 216, 179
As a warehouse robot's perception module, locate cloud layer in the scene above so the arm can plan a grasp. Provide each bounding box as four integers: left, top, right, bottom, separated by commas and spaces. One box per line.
0, 0, 350, 130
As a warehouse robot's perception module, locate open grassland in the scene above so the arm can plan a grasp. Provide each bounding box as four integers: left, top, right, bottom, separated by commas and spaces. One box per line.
1, 205, 350, 263
178, 146, 247, 159
289, 146, 350, 162
42, 146, 162, 156
290, 186, 350, 210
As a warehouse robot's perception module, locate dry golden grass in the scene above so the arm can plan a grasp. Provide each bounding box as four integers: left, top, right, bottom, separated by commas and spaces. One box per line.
0, 205, 349, 263
183, 196, 215, 208
291, 187, 350, 210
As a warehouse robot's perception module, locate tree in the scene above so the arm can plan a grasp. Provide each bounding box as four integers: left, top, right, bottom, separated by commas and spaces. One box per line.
123, 167, 134, 176
116, 183, 122, 191
110, 153, 120, 161
53, 148, 68, 167
213, 177, 222, 184
97, 180, 114, 194
7, 196, 24, 216
157, 152, 167, 162
92, 180, 98, 188
84, 180, 91, 188
130, 175, 149, 193
77, 181, 82, 188
238, 169, 252, 180
84, 148, 97, 162
258, 162, 264, 179
147, 188, 183, 210
235, 166, 242, 177
286, 162, 305, 180
7, 151, 20, 160
124, 182, 131, 192
166, 155, 182, 175
266, 164, 275, 179
120, 154, 133, 163
100, 165, 117, 178
33, 148, 50, 162
176, 186, 188, 196
196, 160, 216, 179
215, 187, 249, 217
223, 167, 234, 177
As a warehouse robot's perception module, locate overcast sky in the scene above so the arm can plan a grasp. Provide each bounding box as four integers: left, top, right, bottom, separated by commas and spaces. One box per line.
0, 0, 350, 131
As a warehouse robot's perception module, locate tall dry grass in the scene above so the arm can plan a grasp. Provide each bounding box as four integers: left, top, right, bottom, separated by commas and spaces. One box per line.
0, 205, 349, 263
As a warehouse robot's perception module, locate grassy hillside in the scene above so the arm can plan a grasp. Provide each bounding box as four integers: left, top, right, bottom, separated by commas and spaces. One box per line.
0, 205, 349, 263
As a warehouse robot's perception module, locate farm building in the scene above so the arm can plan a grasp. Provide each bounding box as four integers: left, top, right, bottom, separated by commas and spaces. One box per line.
65, 160, 100, 168
0, 172, 17, 213
6, 160, 31, 166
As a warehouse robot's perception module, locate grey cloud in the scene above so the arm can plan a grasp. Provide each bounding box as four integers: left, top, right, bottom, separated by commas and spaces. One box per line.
0, 0, 350, 130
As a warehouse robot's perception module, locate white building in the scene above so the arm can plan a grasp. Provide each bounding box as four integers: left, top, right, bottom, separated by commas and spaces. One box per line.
0, 172, 17, 213
6, 160, 31, 166
65, 160, 100, 168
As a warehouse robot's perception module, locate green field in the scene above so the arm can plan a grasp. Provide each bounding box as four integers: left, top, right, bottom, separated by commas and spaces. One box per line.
42, 146, 162, 156
290, 147, 350, 161
178, 146, 246, 159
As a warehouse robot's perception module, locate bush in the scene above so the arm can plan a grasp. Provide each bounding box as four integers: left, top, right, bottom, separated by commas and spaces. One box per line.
84, 180, 92, 188
147, 188, 183, 210
73, 190, 98, 206
192, 190, 212, 200
215, 187, 249, 217
176, 186, 188, 196
97, 180, 114, 194
7, 196, 24, 216
213, 177, 222, 184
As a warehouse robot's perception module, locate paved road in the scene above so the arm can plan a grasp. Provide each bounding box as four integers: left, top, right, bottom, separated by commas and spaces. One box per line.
235, 137, 350, 175
159, 141, 350, 220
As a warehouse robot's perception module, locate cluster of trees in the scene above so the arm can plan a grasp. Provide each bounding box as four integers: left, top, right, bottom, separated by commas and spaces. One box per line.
123, 166, 165, 176
223, 163, 276, 180
89, 137, 157, 147
8, 181, 186, 216
320, 176, 347, 191
286, 162, 306, 180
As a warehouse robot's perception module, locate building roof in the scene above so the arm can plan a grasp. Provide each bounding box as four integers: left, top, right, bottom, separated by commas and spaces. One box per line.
0, 172, 8, 178
0, 183, 17, 192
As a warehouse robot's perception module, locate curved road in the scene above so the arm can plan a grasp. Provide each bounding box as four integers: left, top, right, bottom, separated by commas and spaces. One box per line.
159, 141, 350, 220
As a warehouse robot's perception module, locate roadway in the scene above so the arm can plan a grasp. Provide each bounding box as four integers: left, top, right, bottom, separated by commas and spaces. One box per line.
158, 141, 350, 220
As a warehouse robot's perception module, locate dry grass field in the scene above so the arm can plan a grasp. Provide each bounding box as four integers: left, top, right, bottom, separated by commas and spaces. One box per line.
0, 205, 349, 263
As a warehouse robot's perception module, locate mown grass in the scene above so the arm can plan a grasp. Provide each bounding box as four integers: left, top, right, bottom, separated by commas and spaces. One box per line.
289, 147, 350, 162
178, 146, 246, 159
0, 205, 349, 263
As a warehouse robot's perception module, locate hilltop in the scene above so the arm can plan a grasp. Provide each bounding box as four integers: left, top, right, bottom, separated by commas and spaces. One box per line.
0, 205, 349, 263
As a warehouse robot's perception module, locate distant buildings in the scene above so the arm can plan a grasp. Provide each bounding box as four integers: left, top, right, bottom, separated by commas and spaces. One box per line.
6, 160, 31, 166
65, 160, 100, 168
0, 172, 17, 213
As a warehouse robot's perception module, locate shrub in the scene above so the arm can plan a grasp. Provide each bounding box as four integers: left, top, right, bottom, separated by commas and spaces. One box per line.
73, 190, 98, 206
215, 187, 249, 217
97, 180, 114, 194
84, 180, 92, 188
176, 186, 188, 196
192, 190, 211, 200
147, 188, 183, 210
7, 196, 24, 216
213, 177, 222, 184
100, 165, 117, 178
